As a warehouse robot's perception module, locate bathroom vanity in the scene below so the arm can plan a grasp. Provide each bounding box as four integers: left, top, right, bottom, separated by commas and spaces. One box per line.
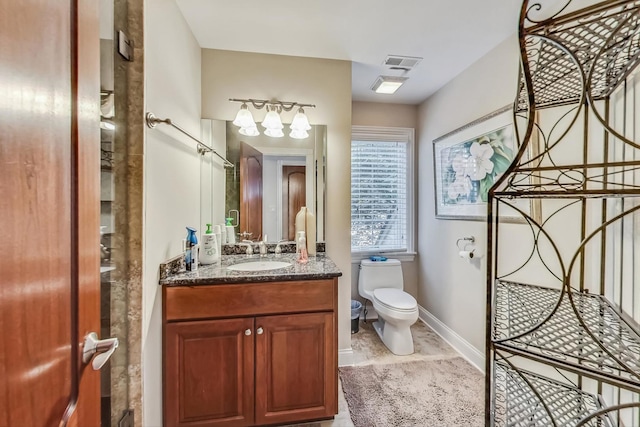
160, 253, 341, 427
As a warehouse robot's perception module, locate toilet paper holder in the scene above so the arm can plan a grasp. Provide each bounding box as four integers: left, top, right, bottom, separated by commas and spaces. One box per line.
456, 236, 475, 260
456, 236, 475, 251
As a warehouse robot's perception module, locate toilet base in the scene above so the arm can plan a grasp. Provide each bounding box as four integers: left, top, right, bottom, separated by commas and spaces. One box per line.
372, 318, 415, 356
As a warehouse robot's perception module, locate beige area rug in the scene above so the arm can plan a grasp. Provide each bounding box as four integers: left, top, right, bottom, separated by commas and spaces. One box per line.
351, 320, 459, 366
339, 358, 484, 427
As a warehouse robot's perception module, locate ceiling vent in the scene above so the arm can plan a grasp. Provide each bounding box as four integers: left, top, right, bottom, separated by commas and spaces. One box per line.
383, 55, 422, 70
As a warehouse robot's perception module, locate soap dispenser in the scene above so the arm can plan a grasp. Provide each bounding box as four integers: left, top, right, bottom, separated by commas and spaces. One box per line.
200, 224, 219, 265
225, 217, 236, 244
296, 231, 308, 264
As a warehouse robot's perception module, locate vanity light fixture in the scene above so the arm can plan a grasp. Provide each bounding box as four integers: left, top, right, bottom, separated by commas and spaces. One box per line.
289, 107, 311, 139
289, 129, 309, 139
262, 104, 284, 131
264, 128, 285, 138
229, 98, 315, 139
232, 103, 256, 129
290, 107, 311, 129
239, 125, 260, 136
371, 75, 408, 94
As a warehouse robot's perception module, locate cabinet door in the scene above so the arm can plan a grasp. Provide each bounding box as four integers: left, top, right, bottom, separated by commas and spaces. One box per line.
255, 312, 336, 425
165, 318, 255, 427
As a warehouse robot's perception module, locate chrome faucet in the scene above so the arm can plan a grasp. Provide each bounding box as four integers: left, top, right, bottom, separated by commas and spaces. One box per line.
259, 234, 268, 256
274, 239, 288, 256
239, 231, 253, 240
239, 240, 254, 255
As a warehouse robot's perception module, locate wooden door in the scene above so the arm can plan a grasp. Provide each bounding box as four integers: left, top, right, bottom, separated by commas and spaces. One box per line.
164, 318, 255, 427
0, 0, 101, 426
255, 313, 336, 426
282, 166, 306, 240
239, 142, 263, 241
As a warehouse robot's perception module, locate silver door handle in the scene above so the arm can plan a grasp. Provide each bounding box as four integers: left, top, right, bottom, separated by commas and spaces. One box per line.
83, 332, 119, 371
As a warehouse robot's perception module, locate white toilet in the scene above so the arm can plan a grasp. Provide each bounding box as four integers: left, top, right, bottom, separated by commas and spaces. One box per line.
358, 259, 419, 355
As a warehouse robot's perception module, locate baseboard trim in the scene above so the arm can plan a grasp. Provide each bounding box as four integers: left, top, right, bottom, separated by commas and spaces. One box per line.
338, 348, 354, 367
418, 305, 485, 373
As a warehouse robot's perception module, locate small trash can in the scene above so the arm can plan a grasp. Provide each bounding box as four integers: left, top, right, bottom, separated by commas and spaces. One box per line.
351, 300, 363, 334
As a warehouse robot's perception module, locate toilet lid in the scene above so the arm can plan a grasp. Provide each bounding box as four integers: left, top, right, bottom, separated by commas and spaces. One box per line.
373, 288, 417, 311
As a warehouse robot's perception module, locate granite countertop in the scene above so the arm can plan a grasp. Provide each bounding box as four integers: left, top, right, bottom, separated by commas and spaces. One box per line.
160, 253, 342, 286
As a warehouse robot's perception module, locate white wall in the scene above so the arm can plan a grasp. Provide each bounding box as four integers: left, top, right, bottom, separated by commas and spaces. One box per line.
200, 49, 353, 358
143, 0, 202, 424
352, 101, 419, 129
417, 35, 520, 352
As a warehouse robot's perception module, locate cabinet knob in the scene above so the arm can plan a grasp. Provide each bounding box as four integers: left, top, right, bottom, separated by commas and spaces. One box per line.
245, 329, 252, 336
256, 327, 264, 335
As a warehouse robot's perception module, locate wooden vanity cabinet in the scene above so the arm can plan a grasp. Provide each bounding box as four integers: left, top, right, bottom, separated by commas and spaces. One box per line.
163, 278, 338, 427
165, 317, 256, 426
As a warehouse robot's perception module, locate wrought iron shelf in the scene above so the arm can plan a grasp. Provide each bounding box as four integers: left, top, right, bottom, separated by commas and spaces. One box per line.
493, 189, 640, 199
493, 281, 640, 391
494, 361, 613, 427
517, 1, 640, 110
489, 0, 640, 424
492, 159, 640, 197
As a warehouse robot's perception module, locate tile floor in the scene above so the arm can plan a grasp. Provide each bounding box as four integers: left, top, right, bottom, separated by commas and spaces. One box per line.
288, 318, 462, 427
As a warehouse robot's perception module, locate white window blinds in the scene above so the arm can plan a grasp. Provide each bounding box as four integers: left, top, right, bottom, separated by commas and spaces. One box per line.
351, 128, 413, 253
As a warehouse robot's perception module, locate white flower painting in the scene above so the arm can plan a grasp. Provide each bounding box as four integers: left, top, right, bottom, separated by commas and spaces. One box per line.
440, 125, 514, 205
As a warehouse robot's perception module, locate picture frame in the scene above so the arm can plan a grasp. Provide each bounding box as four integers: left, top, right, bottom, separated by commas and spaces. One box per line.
433, 105, 527, 221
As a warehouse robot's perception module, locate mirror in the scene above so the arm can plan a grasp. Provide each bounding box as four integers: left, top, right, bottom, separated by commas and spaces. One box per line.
219, 121, 326, 243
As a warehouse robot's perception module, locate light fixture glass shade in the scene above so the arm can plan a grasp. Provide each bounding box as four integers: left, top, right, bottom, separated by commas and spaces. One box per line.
289, 129, 309, 139
290, 108, 311, 131
232, 103, 256, 128
264, 128, 284, 138
262, 107, 283, 130
239, 125, 260, 136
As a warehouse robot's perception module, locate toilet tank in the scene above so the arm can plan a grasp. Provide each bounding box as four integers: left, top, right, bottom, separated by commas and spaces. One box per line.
358, 259, 403, 299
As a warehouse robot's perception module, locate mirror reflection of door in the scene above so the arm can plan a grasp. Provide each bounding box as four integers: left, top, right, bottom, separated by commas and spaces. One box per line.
240, 142, 263, 240
283, 166, 306, 240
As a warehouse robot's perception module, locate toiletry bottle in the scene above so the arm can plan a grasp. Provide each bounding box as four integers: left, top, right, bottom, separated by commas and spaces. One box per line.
218, 223, 227, 244
225, 217, 236, 244
305, 208, 316, 256
296, 230, 308, 264
200, 224, 219, 265
295, 206, 307, 238
212, 224, 223, 257
181, 239, 188, 271
192, 242, 199, 270
185, 227, 199, 271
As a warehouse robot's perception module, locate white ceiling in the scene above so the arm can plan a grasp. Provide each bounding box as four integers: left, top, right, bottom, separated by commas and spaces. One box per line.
175, 0, 522, 105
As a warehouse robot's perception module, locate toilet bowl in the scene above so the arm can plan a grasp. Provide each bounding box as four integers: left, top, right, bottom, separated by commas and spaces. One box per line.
358, 259, 419, 355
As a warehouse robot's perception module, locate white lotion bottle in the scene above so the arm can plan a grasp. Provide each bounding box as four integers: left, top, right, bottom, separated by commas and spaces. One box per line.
200, 224, 219, 265
218, 223, 227, 244
212, 224, 223, 258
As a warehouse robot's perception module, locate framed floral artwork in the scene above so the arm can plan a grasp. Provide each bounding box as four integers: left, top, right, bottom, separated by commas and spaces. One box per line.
433, 105, 521, 221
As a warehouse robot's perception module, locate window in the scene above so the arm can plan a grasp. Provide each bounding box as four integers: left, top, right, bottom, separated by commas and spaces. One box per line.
351, 126, 414, 254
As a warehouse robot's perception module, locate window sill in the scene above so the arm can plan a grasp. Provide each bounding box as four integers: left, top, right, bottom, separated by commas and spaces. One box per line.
350, 252, 417, 263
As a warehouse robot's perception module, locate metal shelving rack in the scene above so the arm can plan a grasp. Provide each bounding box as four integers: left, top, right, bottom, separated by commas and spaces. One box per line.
487, 1, 640, 425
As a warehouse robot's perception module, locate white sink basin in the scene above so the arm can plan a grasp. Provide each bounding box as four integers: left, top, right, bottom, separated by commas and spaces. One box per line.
227, 260, 292, 272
